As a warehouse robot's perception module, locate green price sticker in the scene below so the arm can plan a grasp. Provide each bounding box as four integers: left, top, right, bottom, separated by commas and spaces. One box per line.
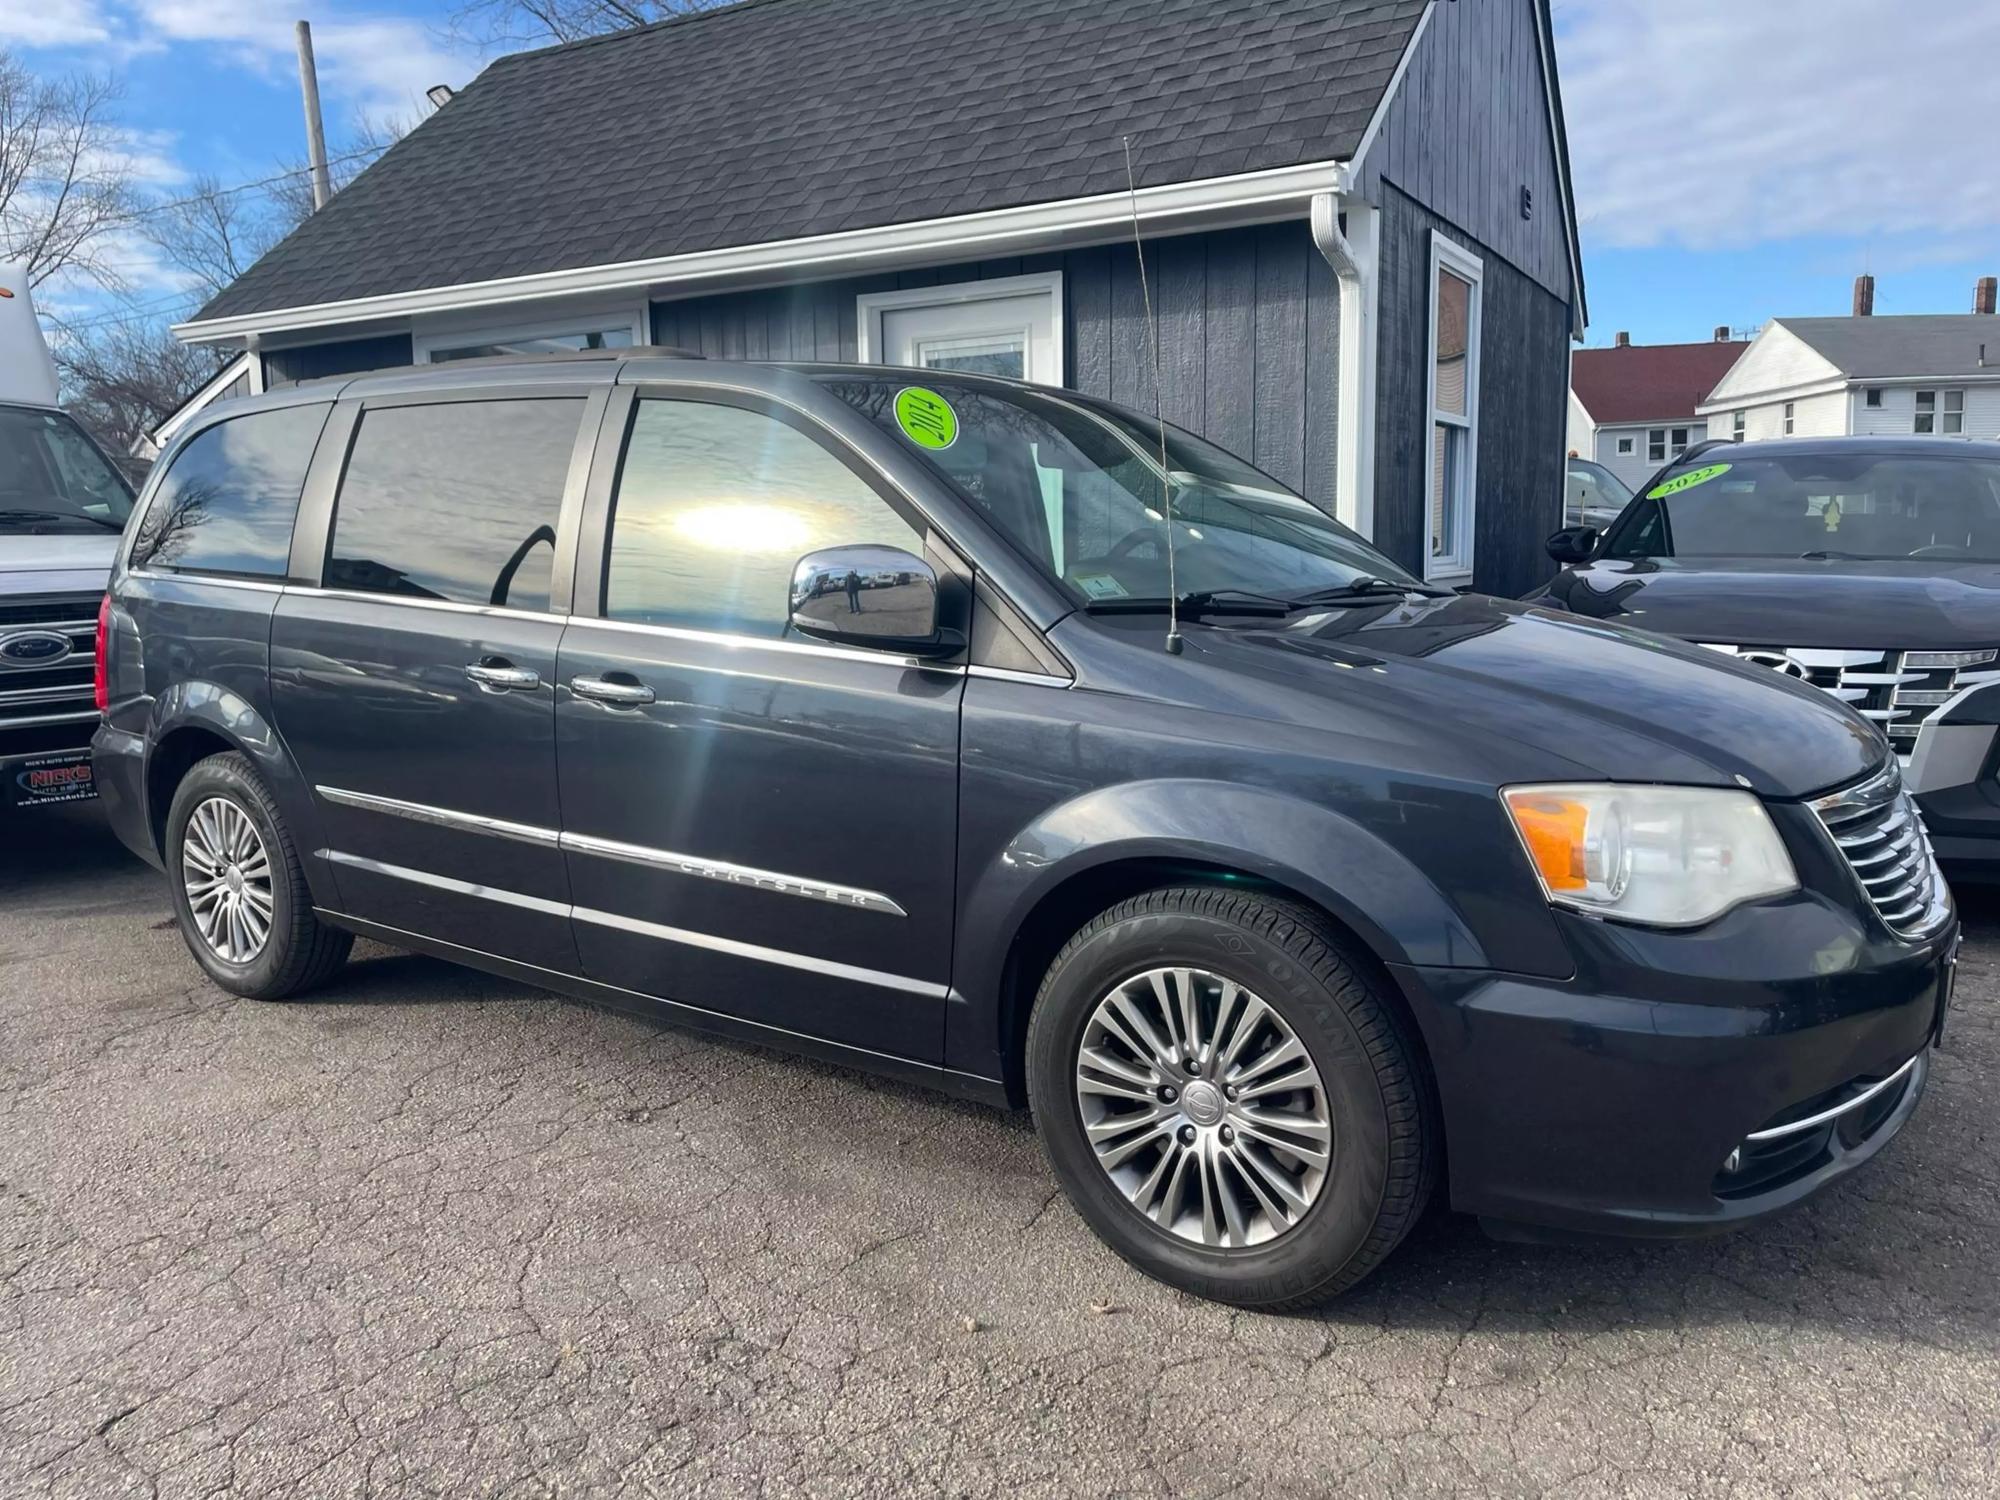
1647, 462, 1731, 500
894, 386, 958, 450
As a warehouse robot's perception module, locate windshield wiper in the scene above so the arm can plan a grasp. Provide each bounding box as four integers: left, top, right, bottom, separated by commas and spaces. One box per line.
0, 507, 121, 531
1297, 576, 1452, 604
1082, 588, 1301, 619
1798, 549, 1867, 560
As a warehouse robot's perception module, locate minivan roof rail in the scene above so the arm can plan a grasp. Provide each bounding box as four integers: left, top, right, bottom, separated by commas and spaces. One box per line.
300, 344, 706, 386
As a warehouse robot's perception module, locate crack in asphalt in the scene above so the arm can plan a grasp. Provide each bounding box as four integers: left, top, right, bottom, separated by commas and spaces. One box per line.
2, 810, 1998, 1497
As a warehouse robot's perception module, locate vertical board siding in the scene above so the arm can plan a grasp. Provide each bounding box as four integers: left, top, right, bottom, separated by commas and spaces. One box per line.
1361, 0, 1572, 307
1374, 185, 1569, 598
646, 224, 1342, 509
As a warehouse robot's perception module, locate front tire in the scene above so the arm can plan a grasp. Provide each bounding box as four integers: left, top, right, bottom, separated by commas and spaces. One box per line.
165, 752, 351, 1000
1026, 887, 1436, 1308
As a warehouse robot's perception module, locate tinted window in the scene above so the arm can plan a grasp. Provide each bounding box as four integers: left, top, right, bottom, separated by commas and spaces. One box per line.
604, 399, 923, 637
326, 399, 581, 609
819, 374, 1415, 603
1606, 452, 2000, 562
133, 404, 328, 575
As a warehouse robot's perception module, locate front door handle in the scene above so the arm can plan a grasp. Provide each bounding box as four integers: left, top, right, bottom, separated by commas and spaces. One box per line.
465, 661, 541, 692
570, 674, 656, 707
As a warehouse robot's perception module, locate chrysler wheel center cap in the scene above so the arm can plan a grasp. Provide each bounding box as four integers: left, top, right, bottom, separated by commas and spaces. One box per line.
1182, 1079, 1226, 1127
225, 866, 245, 896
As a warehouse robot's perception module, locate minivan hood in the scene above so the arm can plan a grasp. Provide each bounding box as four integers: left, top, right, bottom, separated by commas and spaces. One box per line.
0, 531, 118, 597
1161, 592, 1881, 800
1537, 556, 2000, 651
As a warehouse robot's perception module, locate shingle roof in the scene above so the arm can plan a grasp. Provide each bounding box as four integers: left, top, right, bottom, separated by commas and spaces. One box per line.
1777, 315, 2000, 381
1570, 339, 1749, 425
195, 0, 1427, 324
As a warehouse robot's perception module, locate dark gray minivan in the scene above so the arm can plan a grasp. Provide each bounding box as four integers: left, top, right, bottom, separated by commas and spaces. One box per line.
95, 351, 1957, 1306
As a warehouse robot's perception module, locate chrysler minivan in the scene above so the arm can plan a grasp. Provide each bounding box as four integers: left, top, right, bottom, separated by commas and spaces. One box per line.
95, 351, 1956, 1307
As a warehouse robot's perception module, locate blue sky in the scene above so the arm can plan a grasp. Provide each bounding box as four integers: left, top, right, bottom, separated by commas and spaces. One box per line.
6, 0, 1998, 348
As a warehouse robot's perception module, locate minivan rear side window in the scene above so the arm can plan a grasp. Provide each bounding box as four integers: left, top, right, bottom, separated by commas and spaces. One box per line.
325, 399, 581, 611
602, 399, 923, 637
131, 404, 329, 576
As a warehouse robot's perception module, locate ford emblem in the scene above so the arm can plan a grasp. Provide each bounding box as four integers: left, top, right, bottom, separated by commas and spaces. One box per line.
0, 630, 74, 666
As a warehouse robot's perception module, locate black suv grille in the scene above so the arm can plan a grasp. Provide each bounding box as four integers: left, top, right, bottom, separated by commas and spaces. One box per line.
0, 592, 100, 752
1810, 761, 1951, 940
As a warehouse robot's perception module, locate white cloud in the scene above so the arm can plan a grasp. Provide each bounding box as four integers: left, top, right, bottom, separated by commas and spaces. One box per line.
127, 1, 479, 121
1555, 0, 2000, 252
0, 1, 110, 47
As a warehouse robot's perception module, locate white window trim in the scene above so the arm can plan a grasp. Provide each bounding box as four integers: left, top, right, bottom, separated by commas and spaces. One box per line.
855, 270, 1065, 384
1424, 233, 1481, 583
412, 304, 649, 364
1616, 435, 1635, 455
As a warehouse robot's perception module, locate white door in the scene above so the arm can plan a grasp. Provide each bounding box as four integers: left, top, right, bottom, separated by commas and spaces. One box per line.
859, 273, 1064, 386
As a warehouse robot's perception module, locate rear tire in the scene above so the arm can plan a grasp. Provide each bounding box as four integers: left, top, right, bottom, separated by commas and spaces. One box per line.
1026, 887, 1436, 1308
165, 752, 351, 1000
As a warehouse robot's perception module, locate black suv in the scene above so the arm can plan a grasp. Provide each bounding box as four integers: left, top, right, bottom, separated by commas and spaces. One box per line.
95, 353, 1956, 1306
1537, 437, 2000, 878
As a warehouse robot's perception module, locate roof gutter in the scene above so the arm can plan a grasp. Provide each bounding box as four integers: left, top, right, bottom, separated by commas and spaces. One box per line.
173, 157, 1352, 346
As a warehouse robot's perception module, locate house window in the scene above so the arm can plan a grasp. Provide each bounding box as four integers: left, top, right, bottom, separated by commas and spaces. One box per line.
1731, 410, 1746, 441
856, 271, 1065, 385
1425, 233, 1482, 581
415, 309, 647, 364
1616, 435, 1635, 455
1783, 401, 1795, 435
1670, 427, 1689, 455
1865, 388, 1883, 407
1916, 389, 1965, 434
1647, 429, 1666, 463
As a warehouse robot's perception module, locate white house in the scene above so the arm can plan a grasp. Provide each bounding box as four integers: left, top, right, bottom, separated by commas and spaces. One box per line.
1698, 276, 2000, 445
1567, 330, 1747, 491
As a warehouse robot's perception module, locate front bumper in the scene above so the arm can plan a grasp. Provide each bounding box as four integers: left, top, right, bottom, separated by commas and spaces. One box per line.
1905, 681, 2000, 876
1389, 891, 1955, 1239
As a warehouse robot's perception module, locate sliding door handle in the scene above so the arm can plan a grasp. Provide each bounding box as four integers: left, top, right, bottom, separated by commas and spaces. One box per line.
465, 662, 541, 692
570, 674, 655, 707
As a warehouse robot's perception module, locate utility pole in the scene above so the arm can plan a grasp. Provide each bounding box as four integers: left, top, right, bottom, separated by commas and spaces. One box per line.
294, 20, 333, 213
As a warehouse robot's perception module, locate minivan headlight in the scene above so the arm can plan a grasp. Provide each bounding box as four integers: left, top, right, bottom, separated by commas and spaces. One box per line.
1501, 784, 1798, 927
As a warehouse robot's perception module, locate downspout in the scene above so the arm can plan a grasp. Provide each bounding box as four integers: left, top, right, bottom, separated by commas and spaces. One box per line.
1310, 187, 1379, 540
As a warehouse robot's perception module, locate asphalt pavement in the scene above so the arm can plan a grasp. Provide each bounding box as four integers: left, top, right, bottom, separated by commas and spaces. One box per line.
2, 805, 1996, 1497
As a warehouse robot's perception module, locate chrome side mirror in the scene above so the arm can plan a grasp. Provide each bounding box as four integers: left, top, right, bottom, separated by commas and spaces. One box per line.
787, 544, 961, 657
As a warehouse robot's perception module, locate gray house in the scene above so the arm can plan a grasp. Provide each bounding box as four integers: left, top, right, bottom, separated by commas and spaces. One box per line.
175, 0, 1584, 597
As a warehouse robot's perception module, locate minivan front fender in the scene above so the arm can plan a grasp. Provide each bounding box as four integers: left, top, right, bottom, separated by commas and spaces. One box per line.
948, 777, 1555, 1086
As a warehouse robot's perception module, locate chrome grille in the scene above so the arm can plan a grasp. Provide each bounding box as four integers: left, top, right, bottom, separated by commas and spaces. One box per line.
0, 593, 100, 748
1700, 645, 2000, 755
1810, 761, 1952, 940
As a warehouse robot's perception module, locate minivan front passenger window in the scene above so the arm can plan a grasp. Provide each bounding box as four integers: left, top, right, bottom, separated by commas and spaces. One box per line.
132, 404, 329, 576
325, 399, 581, 610
603, 399, 924, 637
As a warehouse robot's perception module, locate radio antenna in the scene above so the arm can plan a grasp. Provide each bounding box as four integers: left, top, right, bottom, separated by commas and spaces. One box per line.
1123, 135, 1182, 655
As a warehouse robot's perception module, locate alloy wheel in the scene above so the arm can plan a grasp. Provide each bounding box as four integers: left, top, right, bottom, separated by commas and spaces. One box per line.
1074, 966, 1332, 1248
181, 796, 275, 965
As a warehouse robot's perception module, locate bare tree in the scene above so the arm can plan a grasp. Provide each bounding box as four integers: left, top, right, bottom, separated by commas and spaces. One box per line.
0, 51, 137, 289
448, 0, 726, 46
263, 114, 407, 233
51, 311, 227, 458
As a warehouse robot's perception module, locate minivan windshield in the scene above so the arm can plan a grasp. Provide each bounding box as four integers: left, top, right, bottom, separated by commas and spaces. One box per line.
1606, 450, 2000, 561
816, 373, 1421, 606
0, 405, 134, 533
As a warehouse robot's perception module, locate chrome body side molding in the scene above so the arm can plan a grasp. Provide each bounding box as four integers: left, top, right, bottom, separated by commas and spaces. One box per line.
316, 845, 942, 997
317, 785, 908, 917
562, 830, 907, 916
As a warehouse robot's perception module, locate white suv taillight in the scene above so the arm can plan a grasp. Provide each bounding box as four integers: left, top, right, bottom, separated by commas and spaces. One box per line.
92, 591, 111, 713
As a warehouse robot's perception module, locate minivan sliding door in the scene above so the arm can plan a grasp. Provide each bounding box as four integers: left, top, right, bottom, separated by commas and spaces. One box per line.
271, 387, 602, 973
554, 387, 963, 1058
